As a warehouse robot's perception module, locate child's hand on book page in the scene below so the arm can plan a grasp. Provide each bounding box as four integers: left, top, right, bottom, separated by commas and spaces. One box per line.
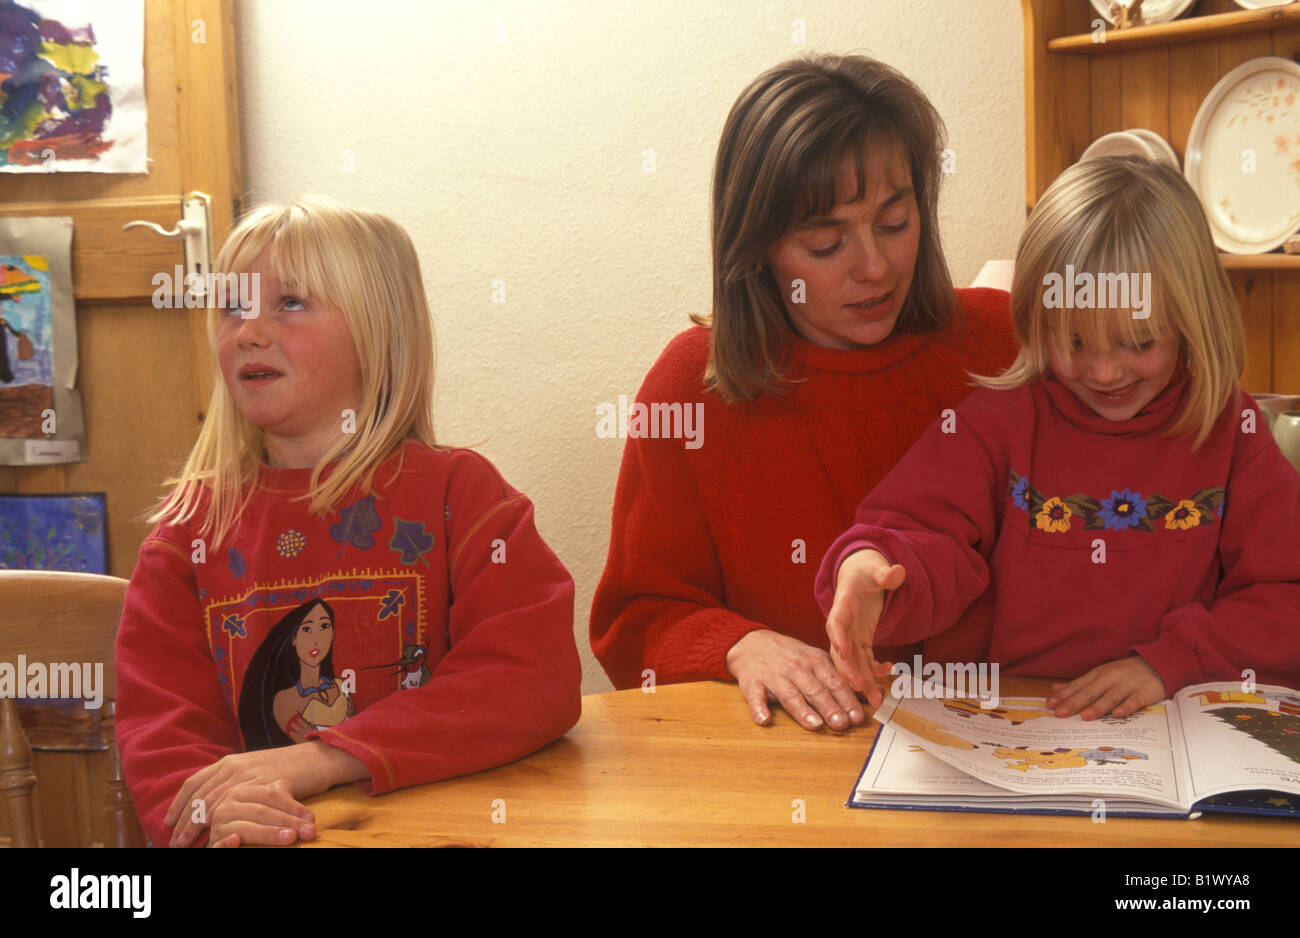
165, 741, 367, 847
825, 548, 906, 709
726, 630, 867, 732
1046, 656, 1167, 720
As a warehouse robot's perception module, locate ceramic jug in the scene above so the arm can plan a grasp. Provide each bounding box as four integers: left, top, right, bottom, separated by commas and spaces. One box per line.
1274, 410, 1300, 474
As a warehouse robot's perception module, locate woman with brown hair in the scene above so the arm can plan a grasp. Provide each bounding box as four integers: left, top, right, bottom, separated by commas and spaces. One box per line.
590, 54, 1017, 731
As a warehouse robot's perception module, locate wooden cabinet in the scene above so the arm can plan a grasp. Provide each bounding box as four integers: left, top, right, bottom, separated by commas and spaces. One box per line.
0, 0, 241, 848
1021, 0, 1300, 393
0, 0, 240, 582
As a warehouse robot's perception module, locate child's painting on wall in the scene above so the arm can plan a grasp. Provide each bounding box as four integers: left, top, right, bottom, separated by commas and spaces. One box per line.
0, 256, 55, 437
0, 491, 107, 572
0, 0, 147, 174
0, 214, 86, 465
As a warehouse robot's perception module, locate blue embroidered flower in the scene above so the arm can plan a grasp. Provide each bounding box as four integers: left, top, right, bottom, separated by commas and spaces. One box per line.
1099, 489, 1147, 531
221, 614, 246, 639
1012, 476, 1031, 511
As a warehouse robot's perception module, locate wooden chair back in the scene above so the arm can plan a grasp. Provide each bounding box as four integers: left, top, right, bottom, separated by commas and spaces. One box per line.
0, 570, 145, 847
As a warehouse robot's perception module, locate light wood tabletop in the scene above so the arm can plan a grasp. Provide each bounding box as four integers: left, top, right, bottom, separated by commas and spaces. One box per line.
294, 678, 1300, 847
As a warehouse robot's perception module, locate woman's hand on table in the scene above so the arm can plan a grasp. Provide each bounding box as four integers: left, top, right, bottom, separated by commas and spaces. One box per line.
165, 740, 367, 847
725, 630, 866, 732
1046, 656, 1167, 720
825, 548, 906, 709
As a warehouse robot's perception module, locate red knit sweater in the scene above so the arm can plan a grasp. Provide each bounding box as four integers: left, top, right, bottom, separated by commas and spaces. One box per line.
590, 288, 1019, 688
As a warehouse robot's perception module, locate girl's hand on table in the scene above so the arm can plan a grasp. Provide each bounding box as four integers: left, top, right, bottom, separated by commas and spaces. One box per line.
725, 630, 866, 732
825, 548, 906, 708
207, 778, 316, 848
1046, 656, 1167, 720
166, 740, 366, 847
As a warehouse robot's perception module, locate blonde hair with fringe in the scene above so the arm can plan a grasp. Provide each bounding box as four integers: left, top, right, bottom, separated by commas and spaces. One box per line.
149, 197, 438, 548
975, 156, 1243, 448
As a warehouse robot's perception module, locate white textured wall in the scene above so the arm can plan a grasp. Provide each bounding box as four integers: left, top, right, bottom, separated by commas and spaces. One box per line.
236, 0, 1026, 693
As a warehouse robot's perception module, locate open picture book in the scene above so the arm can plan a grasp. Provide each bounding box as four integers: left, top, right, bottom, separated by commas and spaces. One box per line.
850, 678, 1300, 818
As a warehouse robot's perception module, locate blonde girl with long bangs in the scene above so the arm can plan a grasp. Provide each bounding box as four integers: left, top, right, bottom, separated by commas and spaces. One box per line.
151, 198, 438, 551
983, 157, 1243, 447
117, 197, 581, 849
819, 156, 1300, 719
591, 53, 1020, 732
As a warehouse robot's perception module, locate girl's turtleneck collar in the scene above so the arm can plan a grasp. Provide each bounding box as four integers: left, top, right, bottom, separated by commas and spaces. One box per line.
1040, 357, 1191, 436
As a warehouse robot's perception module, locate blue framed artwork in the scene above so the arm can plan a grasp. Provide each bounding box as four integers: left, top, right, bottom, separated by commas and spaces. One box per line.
0, 491, 107, 573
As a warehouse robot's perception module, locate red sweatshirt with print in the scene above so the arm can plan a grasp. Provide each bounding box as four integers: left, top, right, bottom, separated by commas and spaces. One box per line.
116, 442, 581, 846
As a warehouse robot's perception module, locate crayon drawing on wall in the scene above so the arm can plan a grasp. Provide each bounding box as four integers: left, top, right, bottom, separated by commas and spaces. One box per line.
0, 0, 146, 173
0, 214, 85, 466
0, 255, 54, 437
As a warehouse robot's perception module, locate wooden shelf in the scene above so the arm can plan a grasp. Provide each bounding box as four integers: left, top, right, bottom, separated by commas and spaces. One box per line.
1023, 0, 1300, 394
1048, 4, 1300, 54
1220, 251, 1300, 269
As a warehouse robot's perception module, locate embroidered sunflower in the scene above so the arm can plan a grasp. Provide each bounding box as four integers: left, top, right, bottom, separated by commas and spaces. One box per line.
1099, 489, 1147, 532
276, 529, 307, 558
1164, 500, 1201, 530
1036, 497, 1072, 533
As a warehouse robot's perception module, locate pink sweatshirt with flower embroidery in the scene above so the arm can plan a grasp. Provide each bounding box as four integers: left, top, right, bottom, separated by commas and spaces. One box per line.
814, 364, 1300, 695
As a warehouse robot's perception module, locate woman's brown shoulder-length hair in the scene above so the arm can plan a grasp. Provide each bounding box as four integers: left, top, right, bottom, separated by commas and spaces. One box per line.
696, 53, 957, 402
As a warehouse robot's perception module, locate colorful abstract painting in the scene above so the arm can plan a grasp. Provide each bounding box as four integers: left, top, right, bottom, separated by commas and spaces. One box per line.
0, 492, 106, 572
0, 0, 146, 173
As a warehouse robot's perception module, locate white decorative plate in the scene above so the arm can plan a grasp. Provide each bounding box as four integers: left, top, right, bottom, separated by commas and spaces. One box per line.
1232, 0, 1293, 9
1080, 129, 1179, 168
1089, 0, 1197, 26
1184, 57, 1300, 254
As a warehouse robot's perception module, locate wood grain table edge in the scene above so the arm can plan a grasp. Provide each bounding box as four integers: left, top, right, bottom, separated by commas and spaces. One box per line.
292, 680, 1300, 848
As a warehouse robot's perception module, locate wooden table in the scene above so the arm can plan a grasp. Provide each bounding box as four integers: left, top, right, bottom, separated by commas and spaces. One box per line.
295, 678, 1300, 847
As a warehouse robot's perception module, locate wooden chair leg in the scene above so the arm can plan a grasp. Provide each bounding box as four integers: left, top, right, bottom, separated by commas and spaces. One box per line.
101, 701, 146, 848
0, 697, 40, 848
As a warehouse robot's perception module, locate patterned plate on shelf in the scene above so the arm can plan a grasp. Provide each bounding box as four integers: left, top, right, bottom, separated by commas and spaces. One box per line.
1185, 57, 1300, 254
1088, 0, 1197, 26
